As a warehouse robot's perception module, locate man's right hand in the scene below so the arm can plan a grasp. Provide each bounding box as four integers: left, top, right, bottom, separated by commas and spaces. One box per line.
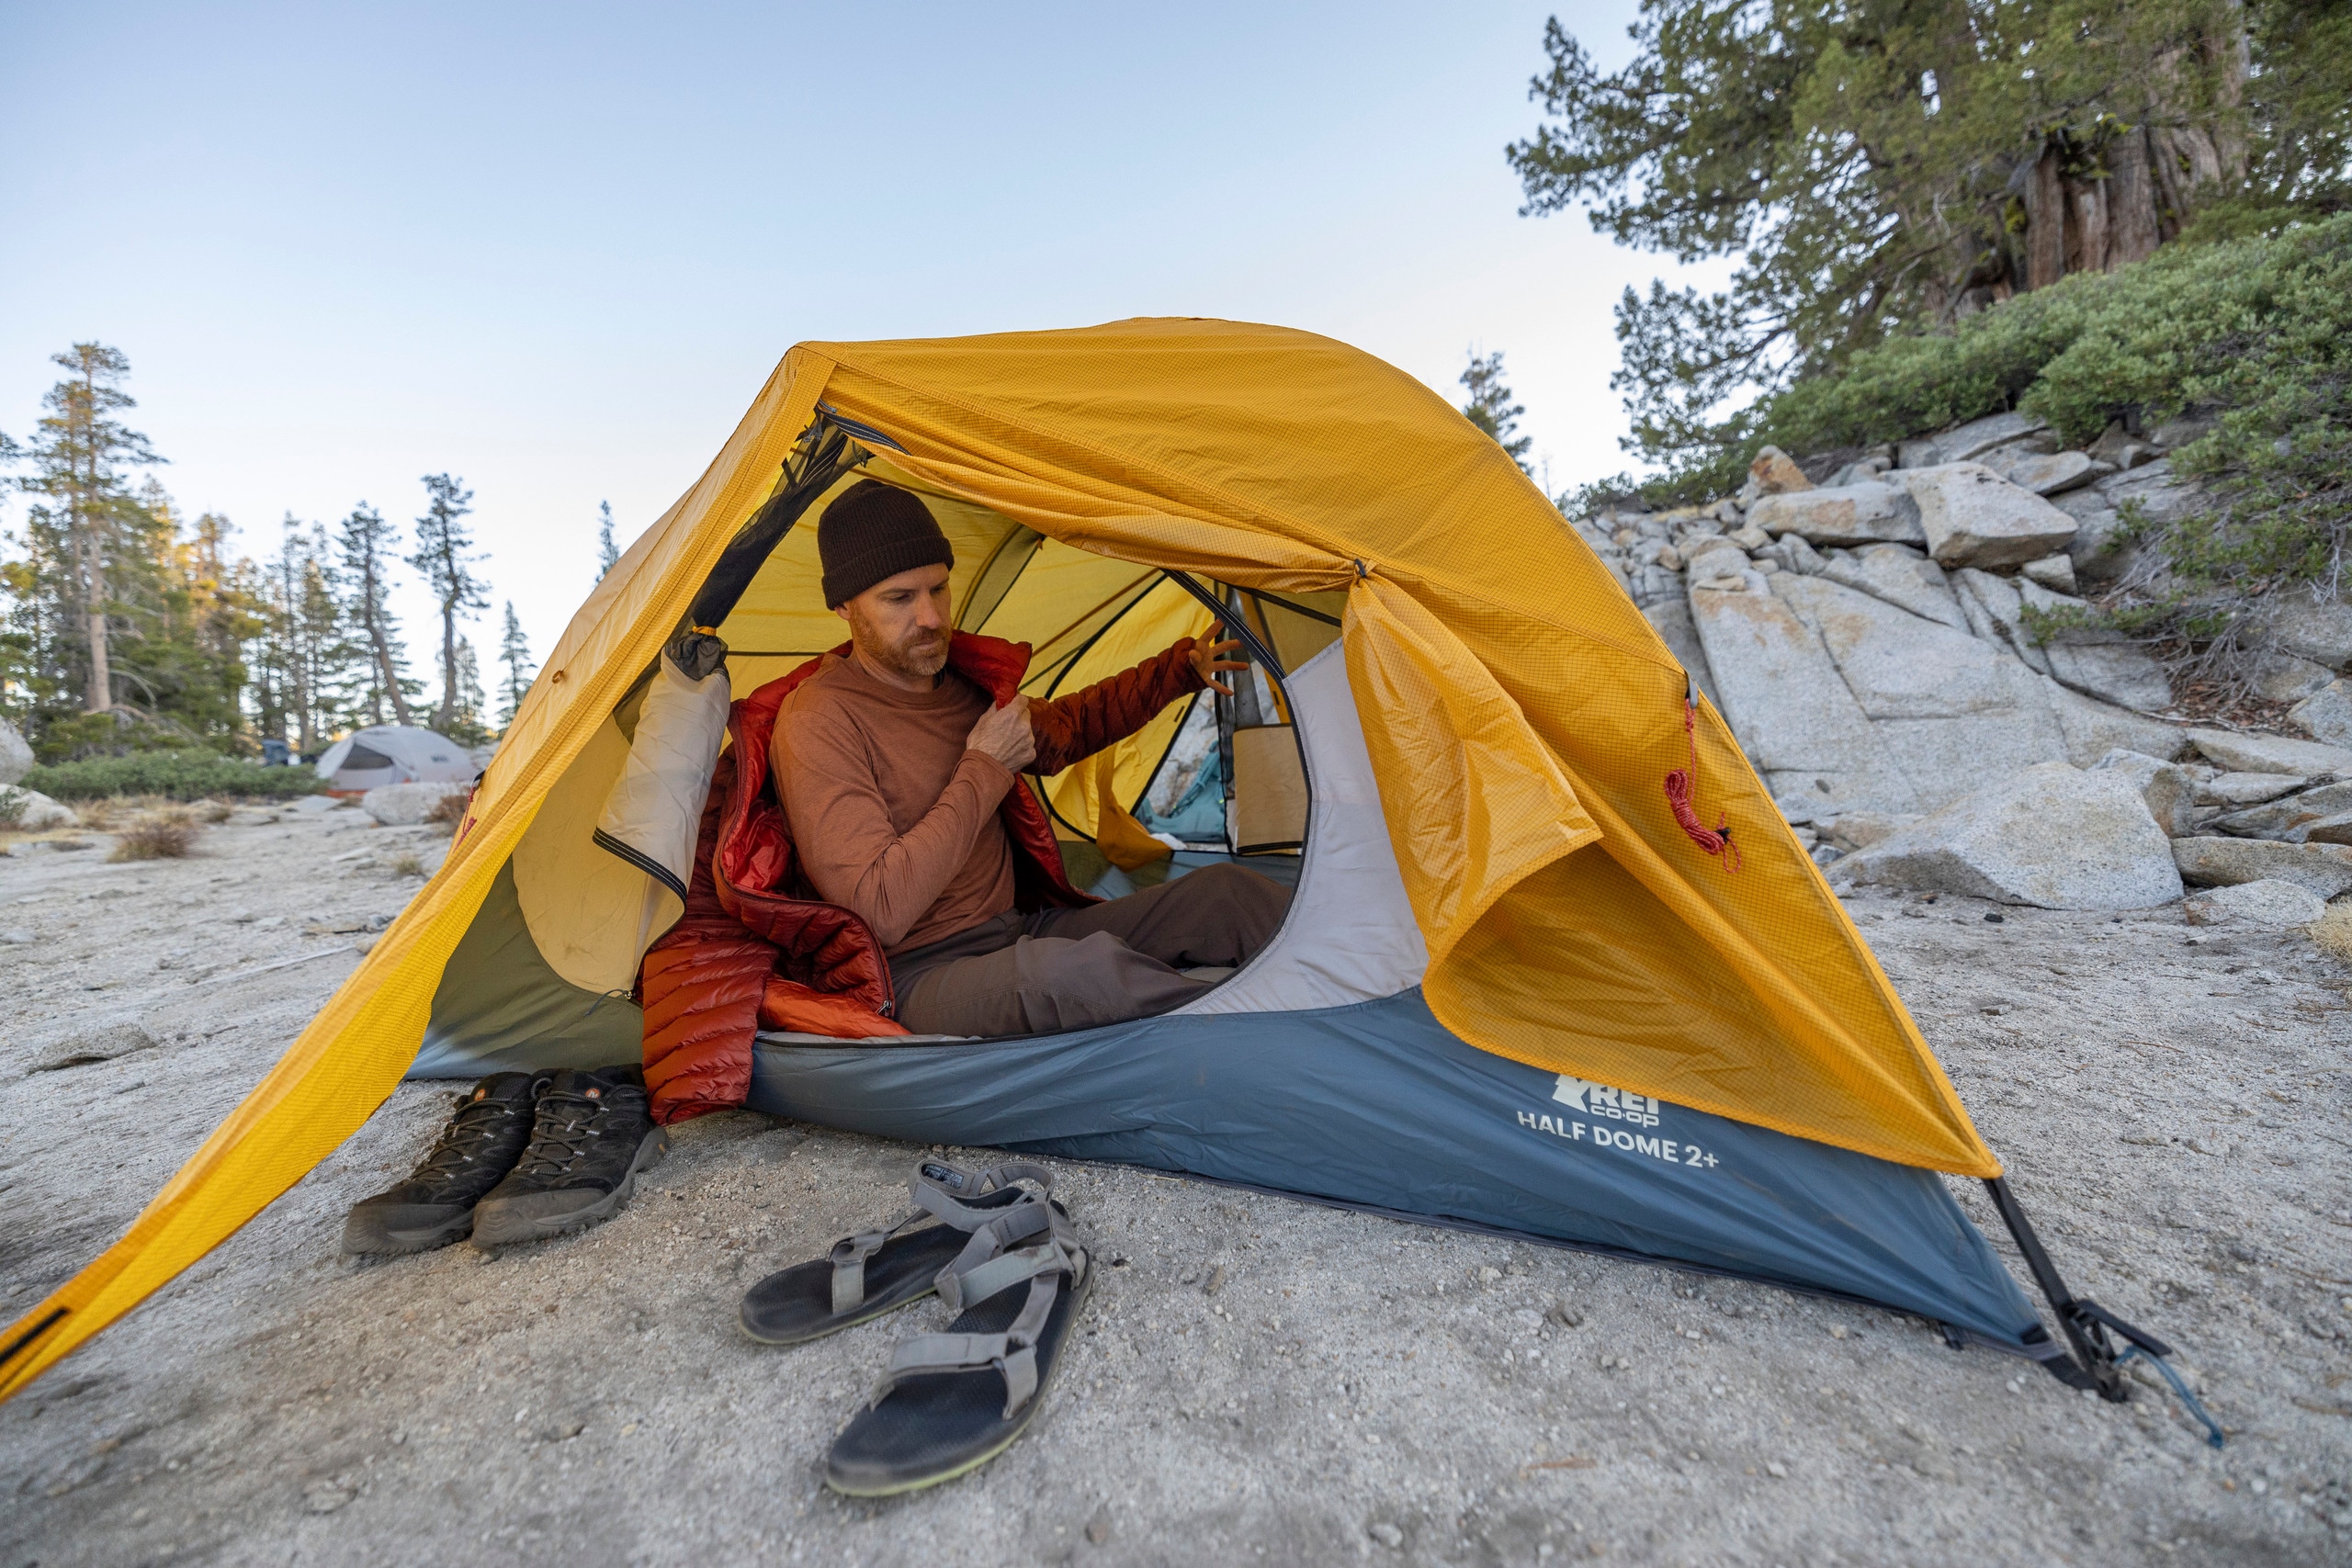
966, 693, 1036, 773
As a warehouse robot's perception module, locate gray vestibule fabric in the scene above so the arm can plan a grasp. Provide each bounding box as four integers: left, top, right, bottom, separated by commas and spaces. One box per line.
412, 859, 643, 1077
744, 988, 2046, 1352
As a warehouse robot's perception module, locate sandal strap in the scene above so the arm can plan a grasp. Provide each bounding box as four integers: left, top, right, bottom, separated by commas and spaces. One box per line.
827, 1213, 922, 1316
871, 1245, 1084, 1419
908, 1158, 1052, 1231
820, 1160, 1050, 1318
933, 1203, 1057, 1308
936, 1212, 1080, 1313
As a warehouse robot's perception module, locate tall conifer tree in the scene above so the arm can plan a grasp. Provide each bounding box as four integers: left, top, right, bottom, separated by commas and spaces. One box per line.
408, 474, 487, 734
23, 344, 163, 713
1460, 352, 1534, 472
336, 502, 414, 726
596, 501, 619, 579
496, 601, 535, 729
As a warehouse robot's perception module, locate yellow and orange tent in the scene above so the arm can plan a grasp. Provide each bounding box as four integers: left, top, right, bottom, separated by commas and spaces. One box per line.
10, 319, 2143, 1403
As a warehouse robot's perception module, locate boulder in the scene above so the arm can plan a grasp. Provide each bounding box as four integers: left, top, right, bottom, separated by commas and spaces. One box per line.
0, 787, 79, 830
2289, 680, 2352, 749
1816, 544, 1969, 630
2293, 810, 2352, 847
2147, 414, 2218, 450
1951, 569, 2047, 673
1688, 569, 1915, 814
2086, 458, 2208, 543
1640, 598, 1720, 710
2209, 797, 2329, 840
2011, 580, 2174, 713
2171, 836, 2352, 899
2001, 451, 2113, 497
2039, 676, 2189, 765
1748, 446, 1812, 495
0, 719, 30, 787
2251, 653, 2335, 704
1769, 532, 1828, 575
1680, 535, 1747, 579
1824, 456, 1893, 488
2050, 496, 2137, 588
2088, 422, 2160, 470
2258, 588, 2352, 671
1828, 762, 2183, 909
1897, 411, 2051, 469
2284, 781, 2352, 818
1748, 482, 1923, 547
360, 781, 470, 827
1816, 811, 1917, 853
2090, 749, 2199, 837
1896, 463, 2081, 570
2198, 772, 2312, 807
2188, 728, 2352, 776
2183, 879, 2326, 929
2020, 554, 2077, 593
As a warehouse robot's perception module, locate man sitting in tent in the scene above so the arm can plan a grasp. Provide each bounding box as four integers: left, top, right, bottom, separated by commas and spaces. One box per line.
774, 480, 1292, 1037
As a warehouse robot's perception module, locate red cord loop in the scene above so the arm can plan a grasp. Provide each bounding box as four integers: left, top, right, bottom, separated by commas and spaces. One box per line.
1665, 694, 1740, 873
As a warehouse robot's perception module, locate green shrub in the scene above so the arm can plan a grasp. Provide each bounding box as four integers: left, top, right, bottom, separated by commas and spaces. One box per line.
1621, 217, 2352, 662
20, 750, 325, 803
1636, 214, 2352, 530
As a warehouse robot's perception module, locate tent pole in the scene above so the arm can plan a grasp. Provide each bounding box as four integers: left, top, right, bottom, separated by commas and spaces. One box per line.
683, 416, 866, 636
1162, 571, 1284, 678
1983, 1176, 2125, 1400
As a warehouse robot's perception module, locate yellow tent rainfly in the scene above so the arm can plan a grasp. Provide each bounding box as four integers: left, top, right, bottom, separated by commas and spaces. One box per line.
2, 319, 2196, 1415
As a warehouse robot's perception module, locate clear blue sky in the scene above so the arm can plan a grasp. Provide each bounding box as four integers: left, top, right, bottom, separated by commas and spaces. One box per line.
1, 2, 1701, 671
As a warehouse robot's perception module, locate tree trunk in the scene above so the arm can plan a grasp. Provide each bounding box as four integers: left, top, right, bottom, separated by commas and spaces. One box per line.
81, 566, 111, 711
2024, 146, 2068, 290
2105, 129, 2164, 269
2066, 173, 2109, 276
362, 561, 411, 727
437, 607, 458, 733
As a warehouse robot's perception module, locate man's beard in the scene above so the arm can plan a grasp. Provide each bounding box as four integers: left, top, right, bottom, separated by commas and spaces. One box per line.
846, 609, 948, 682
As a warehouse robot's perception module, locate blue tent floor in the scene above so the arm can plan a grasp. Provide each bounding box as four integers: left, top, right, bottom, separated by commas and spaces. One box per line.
746, 987, 2053, 1359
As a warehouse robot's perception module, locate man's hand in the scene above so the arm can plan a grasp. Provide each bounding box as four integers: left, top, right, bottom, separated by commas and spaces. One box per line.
1189, 622, 1251, 696
967, 693, 1037, 773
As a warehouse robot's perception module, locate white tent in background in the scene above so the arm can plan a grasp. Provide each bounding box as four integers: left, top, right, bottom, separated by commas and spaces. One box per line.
313, 725, 476, 794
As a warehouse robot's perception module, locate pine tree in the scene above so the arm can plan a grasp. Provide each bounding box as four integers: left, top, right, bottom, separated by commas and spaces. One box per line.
407, 474, 488, 735
1460, 352, 1533, 473
336, 502, 414, 726
596, 500, 619, 579
1504, 3, 2343, 469
444, 637, 491, 746
22, 344, 164, 713
496, 601, 535, 729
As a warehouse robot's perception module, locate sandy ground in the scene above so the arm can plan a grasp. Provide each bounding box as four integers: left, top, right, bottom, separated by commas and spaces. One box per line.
2, 804, 2349, 1568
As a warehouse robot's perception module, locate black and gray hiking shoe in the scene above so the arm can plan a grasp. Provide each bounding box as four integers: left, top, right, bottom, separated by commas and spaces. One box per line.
342, 1070, 548, 1255
469, 1066, 666, 1248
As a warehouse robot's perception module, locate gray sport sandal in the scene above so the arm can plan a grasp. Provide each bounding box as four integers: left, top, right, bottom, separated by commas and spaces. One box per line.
821, 1187, 1091, 1496
739, 1159, 1053, 1346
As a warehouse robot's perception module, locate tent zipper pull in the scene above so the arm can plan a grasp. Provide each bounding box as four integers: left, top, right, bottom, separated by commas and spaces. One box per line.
1664, 674, 1739, 873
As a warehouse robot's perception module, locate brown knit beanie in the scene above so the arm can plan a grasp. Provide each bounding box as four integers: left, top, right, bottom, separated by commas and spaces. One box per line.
818, 480, 954, 608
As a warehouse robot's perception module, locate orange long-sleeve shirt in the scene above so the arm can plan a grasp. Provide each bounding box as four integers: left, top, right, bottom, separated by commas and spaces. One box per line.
771, 638, 1205, 953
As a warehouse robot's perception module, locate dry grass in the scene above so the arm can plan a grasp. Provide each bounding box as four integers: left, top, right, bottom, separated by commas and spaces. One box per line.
423, 789, 469, 829
390, 852, 425, 878
107, 808, 200, 862
2309, 901, 2352, 965
74, 794, 189, 831
193, 798, 234, 824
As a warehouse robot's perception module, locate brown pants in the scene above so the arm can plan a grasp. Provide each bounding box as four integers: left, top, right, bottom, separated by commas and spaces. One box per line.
889, 863, 1293, 1037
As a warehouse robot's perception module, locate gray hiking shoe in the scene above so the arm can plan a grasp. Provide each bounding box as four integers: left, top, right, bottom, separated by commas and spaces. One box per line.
343, 1070, 549, 1255
469, 1066, 666, 1248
